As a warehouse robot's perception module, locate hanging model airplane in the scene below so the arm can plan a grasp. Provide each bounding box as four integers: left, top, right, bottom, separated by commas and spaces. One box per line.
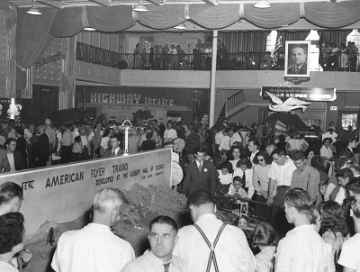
265, 91, 311, 112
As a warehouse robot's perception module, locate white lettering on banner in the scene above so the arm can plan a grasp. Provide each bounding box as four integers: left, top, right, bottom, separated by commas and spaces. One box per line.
0, 149, 172, 235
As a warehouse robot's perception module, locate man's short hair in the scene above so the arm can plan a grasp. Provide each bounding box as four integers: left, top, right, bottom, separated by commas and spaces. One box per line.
346, 177, 360, 195
5, 138, 16, 147
292, 152, 306, 161
15, 126, 24, 136
0, 182, 23, 206
0, 212, 24, 254
110, 134, 120, 141
93, 188, 127, 213
249, 138, 260, 148
149, 215, 178, 233
336, 168, 354, 180
291, 44, 307, 55
351, 195, 360, 219
187, 189, 214, 207
285, 188, 312, 214
271, 148, 286, 157
146, 133, 152, 140
194, 145, 208, 155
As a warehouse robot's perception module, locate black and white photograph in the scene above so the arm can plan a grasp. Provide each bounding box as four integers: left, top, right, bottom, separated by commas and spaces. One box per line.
284, 41, 311, 77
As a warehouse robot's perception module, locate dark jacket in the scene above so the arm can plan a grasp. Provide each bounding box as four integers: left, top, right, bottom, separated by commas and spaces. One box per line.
181, 160, 217, 196
102, 148, 123, 158
8, 151, 26, 171
33, 133, 49, 162
0, 149, 10, 173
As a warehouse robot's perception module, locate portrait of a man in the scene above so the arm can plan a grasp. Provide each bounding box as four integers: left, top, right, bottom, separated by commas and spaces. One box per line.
285, 41, 310, 77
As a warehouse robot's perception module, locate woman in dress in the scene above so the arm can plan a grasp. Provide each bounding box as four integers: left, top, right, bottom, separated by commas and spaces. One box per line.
252, 150, 272, 219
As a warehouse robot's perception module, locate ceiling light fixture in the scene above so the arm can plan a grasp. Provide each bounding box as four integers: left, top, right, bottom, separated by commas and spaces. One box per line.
133, 1, 148, 12
254, 0, 271, 8
84, 27, 96, 31
174, 23, 186, 30
27, 0, 42, 15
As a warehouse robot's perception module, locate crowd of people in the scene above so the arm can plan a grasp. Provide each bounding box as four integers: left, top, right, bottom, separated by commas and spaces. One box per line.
321, 41, 359, 72
1, 116, 360, 271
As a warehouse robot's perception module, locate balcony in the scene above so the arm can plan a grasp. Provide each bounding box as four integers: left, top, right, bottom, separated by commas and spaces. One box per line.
75, 42, 360, 91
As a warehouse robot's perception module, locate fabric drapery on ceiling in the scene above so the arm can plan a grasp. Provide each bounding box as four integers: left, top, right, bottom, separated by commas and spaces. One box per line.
318, 30, 353, 46
304, 2, 360, 28
243, 3, 300, 29
278, 31, 311, 42
16, 8, 57, 69
136, 5, 186, 29
219, 31, 270, 53
189, 5, 240, 29
86, 6, 136, 32
50, 7, 84, 37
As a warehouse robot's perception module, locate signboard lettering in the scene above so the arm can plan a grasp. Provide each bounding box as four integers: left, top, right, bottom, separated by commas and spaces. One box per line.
261, 87, 336, 102
0, 149, 172, 235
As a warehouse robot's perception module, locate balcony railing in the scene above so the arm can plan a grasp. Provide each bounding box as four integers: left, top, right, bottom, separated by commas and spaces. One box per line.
76, 42, 360, 72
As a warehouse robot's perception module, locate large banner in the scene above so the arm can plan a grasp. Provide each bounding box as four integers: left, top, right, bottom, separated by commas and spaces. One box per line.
0, 149, 172, 234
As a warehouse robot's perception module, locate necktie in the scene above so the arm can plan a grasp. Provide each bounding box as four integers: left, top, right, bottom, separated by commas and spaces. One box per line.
199, 162, 203, 172
163, 263, 171, 272
241, 170, 246, 187
112, 149, 115, 156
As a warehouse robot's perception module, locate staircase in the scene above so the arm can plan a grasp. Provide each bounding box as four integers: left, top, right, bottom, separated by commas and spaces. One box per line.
226, 90, 248, 118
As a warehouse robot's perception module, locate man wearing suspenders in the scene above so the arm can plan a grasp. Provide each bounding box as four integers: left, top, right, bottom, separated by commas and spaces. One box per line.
173, 189, 255, 272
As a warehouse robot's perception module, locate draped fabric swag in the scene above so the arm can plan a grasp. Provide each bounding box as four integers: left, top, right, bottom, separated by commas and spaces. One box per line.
189, 5, 240, 29
218, 31, 270, 53
243, 3, 300, 29
45, 2, 360, 37
137, 5, 186, 29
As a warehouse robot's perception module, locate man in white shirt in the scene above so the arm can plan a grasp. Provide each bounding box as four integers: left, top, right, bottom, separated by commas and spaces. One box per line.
164, 122, 177, 142
230, 130, 242, 146
219, 130, 231, 156
102, 135, 123, 158
214, 125, 225, 158
338, 195, 360, 272
121, 215, 187, 272
248, 138, 260, 166
173, 189, 256, 272
276, 188, 332, 272
51, 188, 135, 272
267, 148, 296, 234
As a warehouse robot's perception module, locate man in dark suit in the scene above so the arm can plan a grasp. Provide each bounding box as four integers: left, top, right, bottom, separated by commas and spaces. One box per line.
181, 146, 216, 196
0, 145, 10, 173
287, 44, 308, 75
140, 133, 156, 151
5, 138, 26, 171
102, 135, 123, 158
33, 125, 49, 167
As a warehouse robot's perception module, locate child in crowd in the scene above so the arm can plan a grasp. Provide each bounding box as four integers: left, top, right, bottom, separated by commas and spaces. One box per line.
215, 161, 233, 196
252, 222, 278, 272
226, 176, 248, 200
319, 180, 329, 202
71, 136, 82, 162
233, 157, 255, 199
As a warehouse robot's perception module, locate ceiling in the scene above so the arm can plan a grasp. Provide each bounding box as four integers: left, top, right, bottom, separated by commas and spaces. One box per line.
4, 0, 358, 9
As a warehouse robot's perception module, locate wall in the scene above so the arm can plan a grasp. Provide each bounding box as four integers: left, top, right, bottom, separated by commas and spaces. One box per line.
76, 31, 125, 53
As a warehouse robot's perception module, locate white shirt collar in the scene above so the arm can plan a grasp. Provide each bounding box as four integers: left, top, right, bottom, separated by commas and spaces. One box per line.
196, 213, 217, 223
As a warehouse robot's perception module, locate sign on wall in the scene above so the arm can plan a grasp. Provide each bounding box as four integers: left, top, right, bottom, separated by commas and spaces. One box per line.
260, 87, 337, 102
0, 149, 172, 235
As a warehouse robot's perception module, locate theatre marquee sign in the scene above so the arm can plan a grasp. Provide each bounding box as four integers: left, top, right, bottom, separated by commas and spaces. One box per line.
260, 87, 336, 102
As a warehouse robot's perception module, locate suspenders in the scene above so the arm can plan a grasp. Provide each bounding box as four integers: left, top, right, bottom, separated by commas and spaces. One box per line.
194, 223, 227, 272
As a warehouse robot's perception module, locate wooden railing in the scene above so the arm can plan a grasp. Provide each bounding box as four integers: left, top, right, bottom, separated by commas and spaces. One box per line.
226, 90, 246, 112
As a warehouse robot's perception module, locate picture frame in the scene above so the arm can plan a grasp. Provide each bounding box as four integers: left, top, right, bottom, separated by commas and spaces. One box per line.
284, 40, 311, 77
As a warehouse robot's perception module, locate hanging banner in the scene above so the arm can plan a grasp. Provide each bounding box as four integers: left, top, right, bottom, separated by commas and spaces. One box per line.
0, 149, 172, 235
260, 87, 336, 102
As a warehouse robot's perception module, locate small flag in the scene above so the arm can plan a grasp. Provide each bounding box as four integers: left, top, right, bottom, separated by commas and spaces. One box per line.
273, 35, 283, 63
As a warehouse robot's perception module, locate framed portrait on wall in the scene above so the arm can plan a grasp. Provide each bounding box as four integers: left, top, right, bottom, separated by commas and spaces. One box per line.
284, 41, 311, 77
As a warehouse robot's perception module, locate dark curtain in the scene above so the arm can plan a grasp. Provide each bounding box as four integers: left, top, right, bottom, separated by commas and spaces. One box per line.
244, 3, 300, 29
189, 5, 241, 29
318, 30, 353, 47
278, 31, 311, 42
218, 31, 271, 53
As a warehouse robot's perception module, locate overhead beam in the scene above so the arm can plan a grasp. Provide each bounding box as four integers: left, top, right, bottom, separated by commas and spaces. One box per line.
38, 1, 63, 9
202, 0, 218, 6
146, 0, 161, 6
87, 0, 112, 6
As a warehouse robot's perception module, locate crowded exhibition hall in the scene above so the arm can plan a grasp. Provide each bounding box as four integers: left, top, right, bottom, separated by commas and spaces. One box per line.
1, 0, 360, 271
